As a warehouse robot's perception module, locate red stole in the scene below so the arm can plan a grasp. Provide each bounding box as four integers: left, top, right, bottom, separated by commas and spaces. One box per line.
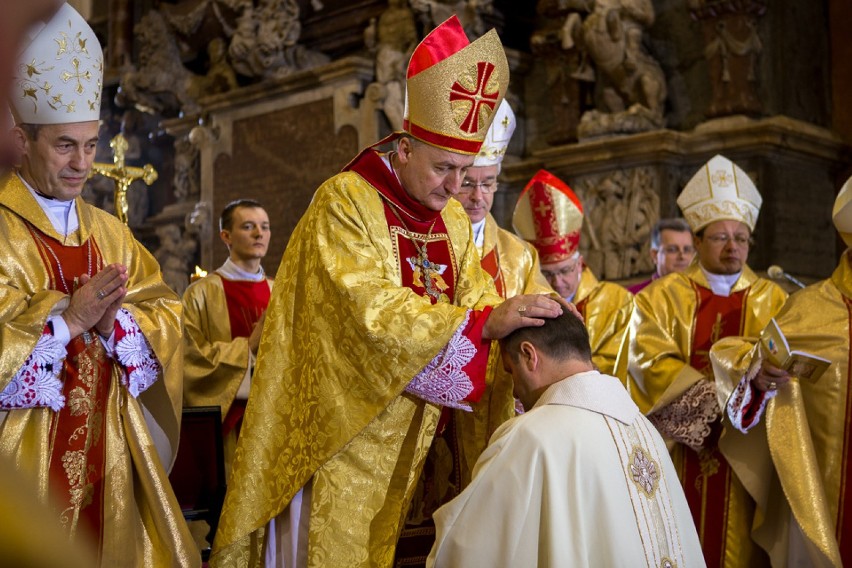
28, 226, 108, 554
480, 248, 505, 298
681, 283, 748, 568
346, 148, 457, 304
219, 277, 270, 435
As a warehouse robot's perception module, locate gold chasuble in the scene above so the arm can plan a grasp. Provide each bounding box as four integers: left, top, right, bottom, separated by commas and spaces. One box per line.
574, 267, 633, 380
182, 273, 272, 468
628, 262, 786, 567
210, 147, 501, 568
0, 174, 196, 567
711, 252, 852, 567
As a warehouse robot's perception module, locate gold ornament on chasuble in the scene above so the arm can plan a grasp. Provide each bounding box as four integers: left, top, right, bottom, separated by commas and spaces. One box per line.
211, 172, 501, 565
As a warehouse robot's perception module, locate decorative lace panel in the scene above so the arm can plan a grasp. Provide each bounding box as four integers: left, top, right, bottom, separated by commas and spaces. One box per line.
0, 330, 66, 411
727, 352, 775, 433
405, 310, 475, 411
113, 308, 161, 397
648, 379, 720, 452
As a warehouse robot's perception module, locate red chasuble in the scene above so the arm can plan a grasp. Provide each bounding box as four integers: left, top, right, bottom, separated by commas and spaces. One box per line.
28, 225, 109, 553
683, 283, 748, 568
219, 278, 270, 435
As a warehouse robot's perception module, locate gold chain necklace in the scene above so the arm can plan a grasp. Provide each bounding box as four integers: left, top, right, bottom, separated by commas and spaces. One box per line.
30, 229, 92, 295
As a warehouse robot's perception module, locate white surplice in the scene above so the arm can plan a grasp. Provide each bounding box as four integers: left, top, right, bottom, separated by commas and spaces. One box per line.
427, 371, 705, 568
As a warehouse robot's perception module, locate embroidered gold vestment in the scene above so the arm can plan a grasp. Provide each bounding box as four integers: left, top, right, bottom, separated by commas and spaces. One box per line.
0, 173, 196, 567
574, 267, 633, 380
211, 168, 501, 567
711, 252, 852, 567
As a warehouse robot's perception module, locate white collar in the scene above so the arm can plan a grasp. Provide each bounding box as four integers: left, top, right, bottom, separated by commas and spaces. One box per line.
470, 218, 486, 249
533, 370, 638, 425
215, 257, 266, 282
700, 264, 742, 297
19, 174, 78, 236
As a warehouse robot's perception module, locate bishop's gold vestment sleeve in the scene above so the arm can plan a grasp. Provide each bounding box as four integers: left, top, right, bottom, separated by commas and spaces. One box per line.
212, 172, 501, 561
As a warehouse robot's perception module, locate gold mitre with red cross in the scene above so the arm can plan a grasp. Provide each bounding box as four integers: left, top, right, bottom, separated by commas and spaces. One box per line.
512, 169, 584, 264
403, 15, 510, 155
10, 2, 103, 125
677, 154, 762, 233
833, 175, 852, 247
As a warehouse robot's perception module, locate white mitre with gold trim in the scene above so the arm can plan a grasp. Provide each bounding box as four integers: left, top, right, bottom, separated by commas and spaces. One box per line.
833, 176, 852, 247
472, 99, 515, 167
677, 154, 762, 232
11, 2, 103, 125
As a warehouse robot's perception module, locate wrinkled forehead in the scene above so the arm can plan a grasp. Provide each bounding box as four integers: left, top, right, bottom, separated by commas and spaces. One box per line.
701, 219, 751, 236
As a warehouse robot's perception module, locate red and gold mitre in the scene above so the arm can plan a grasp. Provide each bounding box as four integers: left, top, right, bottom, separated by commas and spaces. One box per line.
403, 16, 509, 155
512, 169, 584, 264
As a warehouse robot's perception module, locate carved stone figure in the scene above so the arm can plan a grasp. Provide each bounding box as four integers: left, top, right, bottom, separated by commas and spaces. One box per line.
228, 0, 329, 81
530, 0, 589, 144
155, 223, 198, 295
173, 135, 200, 202
411, 0, 494, 38
561, 0, 668, 139
116, 10, 200, 116
579, 167, 659, 279
365, 0, 418, 130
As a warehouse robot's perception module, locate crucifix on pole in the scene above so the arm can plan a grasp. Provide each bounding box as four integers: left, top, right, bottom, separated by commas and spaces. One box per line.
90, 133, 158, 225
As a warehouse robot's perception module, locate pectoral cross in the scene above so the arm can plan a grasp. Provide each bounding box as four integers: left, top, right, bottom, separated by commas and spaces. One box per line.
90, 133, 158, 225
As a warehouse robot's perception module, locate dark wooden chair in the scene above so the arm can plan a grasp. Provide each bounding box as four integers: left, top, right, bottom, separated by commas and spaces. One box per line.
168, 406, 227, 563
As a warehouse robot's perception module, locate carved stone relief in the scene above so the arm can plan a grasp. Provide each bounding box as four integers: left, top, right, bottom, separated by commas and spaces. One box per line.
410, 0, 495, 38
154, 222, 198, 295
364, 0, 418, 131
689, 0, 766, 117
575, 166, 660, 280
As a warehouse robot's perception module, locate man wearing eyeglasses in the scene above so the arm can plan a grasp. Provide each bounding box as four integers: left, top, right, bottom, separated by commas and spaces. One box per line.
513, 170, 633, 380
627, 154, 787, 568
627, 217, 695, 294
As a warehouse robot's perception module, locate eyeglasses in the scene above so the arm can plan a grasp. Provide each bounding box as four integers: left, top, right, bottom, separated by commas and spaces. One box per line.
661, 245, 696, 255
703, 233, 753, 247
541, 261, 580, 280
459, 179, 498, 194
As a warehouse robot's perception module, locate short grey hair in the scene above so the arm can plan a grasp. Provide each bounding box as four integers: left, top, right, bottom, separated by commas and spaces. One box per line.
651, 218, 692, 249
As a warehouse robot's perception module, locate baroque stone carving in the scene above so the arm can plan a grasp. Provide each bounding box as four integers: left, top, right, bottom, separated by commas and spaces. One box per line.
410, 0, 494, 38
560, 0, 668, 139
173, 135, 201, 202
689, 0, 766, 117
577, 166, 660, 280
154, 223, 198, 295
228, 0, 329, 80
364, 0, 418, 131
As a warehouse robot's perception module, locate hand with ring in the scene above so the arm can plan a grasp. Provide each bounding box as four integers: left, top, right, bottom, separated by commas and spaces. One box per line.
753, 360, 791, 392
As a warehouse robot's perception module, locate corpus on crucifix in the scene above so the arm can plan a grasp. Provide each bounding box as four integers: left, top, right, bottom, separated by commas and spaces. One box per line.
90, 133, 158, 225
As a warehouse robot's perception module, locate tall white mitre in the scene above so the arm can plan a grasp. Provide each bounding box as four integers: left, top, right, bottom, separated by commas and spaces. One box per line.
833, 176, 852, 247
10, 2, 103, 125
472, 99, 516, 167
677, 154, 763, 232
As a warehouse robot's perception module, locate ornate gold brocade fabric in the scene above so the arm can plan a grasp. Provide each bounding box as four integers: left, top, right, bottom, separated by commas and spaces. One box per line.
711, 252, 852, 567
628, 262, 787, 415
0, 173, 197, 567
575, 267, 634, 380
211, 171, 501, 567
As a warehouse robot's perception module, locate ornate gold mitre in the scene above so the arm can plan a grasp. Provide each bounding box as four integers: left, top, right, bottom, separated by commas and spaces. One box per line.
513, 169, 584, 264
833, 175, 852, 247
677, 154, 762, 233
10, 3, 103, 125
403, 15, 509, 155
473, 98, 515, 167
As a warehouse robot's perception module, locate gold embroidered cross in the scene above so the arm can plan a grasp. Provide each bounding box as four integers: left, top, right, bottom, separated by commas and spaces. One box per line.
90, 133, 158, 225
